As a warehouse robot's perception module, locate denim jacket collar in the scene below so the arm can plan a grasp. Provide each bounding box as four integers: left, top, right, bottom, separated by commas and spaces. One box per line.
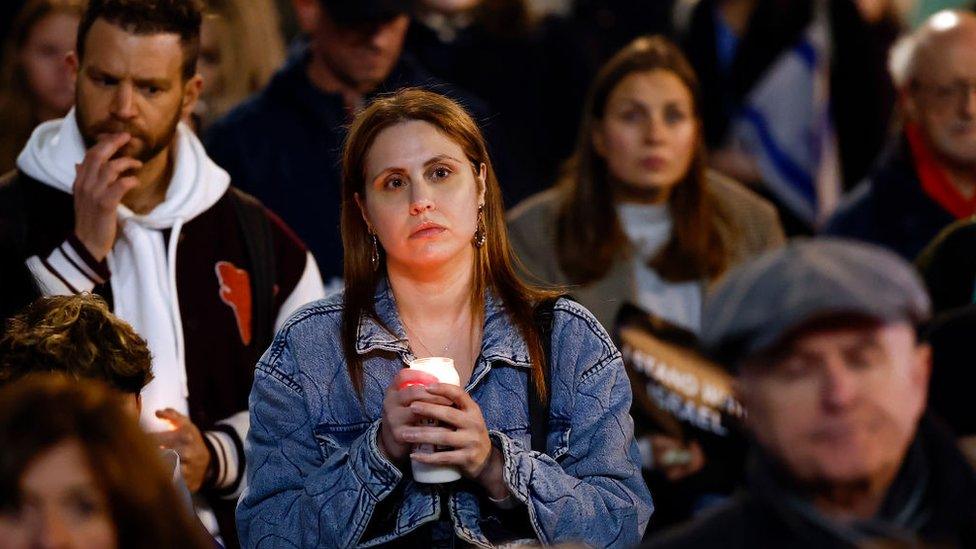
354, 278, 532, 369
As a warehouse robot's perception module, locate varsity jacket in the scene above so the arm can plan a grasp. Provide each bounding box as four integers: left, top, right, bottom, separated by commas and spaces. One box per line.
0, 114, 325, 548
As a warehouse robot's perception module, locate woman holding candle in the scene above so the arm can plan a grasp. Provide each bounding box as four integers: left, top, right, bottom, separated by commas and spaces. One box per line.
237, 88, 653, 548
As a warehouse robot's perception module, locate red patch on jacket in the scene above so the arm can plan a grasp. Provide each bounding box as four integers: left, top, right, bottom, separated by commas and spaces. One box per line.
215, 261, 252, 345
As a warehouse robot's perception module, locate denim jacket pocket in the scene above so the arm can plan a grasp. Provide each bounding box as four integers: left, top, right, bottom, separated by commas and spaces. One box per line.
314, 421, 372, 458
495, 416, 571, 459
547, 418, 572, 460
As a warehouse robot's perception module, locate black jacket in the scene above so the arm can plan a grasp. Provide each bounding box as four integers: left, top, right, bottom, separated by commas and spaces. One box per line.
644, 416, 976, 548
825, 135, 956, 262
917, 218, 976, 313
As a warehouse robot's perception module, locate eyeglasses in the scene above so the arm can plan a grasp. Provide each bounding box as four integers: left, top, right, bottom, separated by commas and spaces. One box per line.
913, 79, 976, 108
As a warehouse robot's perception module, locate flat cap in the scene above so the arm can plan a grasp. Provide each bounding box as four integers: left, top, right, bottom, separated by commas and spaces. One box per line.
702, 238, 931, 366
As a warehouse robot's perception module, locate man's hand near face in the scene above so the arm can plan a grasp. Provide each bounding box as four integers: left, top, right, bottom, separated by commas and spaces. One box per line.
73, 132, 142, 261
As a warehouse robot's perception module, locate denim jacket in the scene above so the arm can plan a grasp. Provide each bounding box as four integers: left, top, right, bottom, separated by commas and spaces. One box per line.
237, 280, 653, 548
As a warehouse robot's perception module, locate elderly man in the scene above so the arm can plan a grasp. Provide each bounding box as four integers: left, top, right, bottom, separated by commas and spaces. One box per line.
826, 10, 976, 261
645, 239, 976, 547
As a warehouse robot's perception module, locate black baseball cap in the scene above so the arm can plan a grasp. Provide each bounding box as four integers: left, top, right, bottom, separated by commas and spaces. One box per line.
319, 0, 410, 24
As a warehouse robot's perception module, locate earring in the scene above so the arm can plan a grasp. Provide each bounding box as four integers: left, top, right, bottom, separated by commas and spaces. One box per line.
472, 205, 486, 248
370, 233, 380, 270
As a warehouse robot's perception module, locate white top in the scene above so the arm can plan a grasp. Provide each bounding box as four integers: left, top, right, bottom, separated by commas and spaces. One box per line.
616, 202, 703, 334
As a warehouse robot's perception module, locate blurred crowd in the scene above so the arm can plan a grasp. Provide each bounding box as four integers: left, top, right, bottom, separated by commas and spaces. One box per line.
2, 0, 976, 547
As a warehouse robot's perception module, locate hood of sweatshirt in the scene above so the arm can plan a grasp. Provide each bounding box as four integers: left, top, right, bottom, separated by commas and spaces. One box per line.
17, 108, 229, 227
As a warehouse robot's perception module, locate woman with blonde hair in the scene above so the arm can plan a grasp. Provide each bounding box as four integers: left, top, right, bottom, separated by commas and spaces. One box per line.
0, 0, 83, 173
508, 35, 785, 334
194, 0, 285, 129
238, 88, 653, 547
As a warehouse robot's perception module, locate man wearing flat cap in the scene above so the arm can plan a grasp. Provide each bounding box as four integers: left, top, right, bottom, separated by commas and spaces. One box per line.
645, 238, 976, 547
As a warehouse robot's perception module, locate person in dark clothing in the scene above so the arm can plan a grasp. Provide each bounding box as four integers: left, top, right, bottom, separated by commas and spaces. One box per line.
825, 138, 956, 261
826, 10, 976, 261
917, 216, 976, 313
650, 415, 976, 548
644, 239, 976, 548
205, 0, 514, 288
404, 0, 591, 189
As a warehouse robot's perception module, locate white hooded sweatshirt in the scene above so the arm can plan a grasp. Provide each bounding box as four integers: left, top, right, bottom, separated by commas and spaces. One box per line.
18, 108, 230, 433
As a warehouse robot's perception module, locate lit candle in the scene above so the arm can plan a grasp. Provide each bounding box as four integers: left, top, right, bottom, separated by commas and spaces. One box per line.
407, 357, 461, 484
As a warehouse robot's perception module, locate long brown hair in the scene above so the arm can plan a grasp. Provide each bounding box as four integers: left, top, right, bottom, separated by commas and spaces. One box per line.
0, 0, 84, 173
341, 89, 559, 399
557, 35, 729, 284
0, 374, 211, 549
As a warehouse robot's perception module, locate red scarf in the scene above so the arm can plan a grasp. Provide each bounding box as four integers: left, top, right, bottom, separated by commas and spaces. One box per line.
906, 123, 976, 219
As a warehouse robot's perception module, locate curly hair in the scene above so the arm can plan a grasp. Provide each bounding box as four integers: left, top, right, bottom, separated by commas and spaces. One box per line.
0, 294, 153, 394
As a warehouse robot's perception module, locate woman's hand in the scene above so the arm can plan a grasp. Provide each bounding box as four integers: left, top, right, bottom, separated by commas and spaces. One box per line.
649, 435, 705, 482
404, 383, 509, 500
378, 369, 452, 463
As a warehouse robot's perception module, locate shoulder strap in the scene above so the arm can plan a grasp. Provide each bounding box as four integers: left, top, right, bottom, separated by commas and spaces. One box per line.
529, 296, 561, 454
228, 187, 276, 351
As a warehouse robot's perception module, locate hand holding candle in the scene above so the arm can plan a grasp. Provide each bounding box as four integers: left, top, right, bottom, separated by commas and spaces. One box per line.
402, 358, 462, 483
404, 382, 504, 497
152, 408, 212, 493
378, 367, 453, 463
380, 359, 503, 493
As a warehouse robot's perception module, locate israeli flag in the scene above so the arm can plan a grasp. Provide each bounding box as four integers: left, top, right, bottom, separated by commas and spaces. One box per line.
726, 0, 841, 227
